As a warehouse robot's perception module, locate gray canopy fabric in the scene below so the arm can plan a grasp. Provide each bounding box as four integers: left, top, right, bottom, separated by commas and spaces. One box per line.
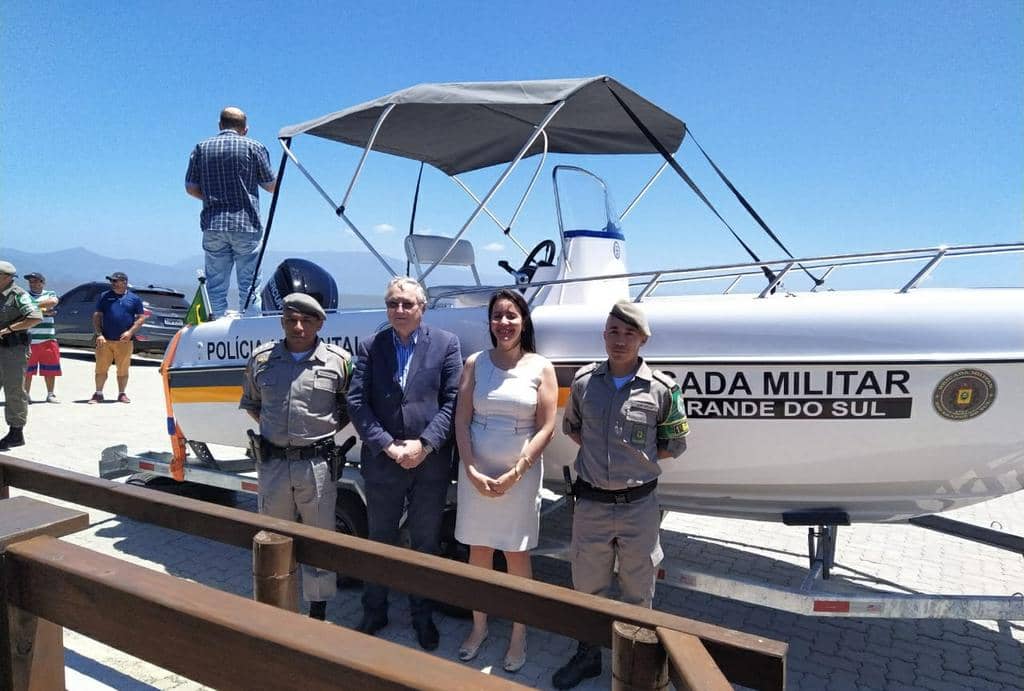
278, 76, 686, 176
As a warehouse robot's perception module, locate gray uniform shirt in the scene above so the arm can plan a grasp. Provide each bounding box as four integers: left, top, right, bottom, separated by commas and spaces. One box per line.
0, 283, 43, 330
563, 358, 688, 490
239, 339, 352, 448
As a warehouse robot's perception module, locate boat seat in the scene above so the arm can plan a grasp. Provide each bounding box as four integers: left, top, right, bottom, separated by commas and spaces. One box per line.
405, 234, 496, 307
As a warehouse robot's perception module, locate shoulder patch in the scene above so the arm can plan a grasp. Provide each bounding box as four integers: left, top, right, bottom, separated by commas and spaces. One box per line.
572, 362, 600, 382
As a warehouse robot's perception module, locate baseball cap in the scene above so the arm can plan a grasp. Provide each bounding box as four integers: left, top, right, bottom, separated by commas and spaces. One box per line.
24, 272, 46, 281
106, 272, 129, 282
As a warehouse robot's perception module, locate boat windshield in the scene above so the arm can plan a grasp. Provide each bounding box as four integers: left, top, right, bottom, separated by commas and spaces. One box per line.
553, 165, 625, 241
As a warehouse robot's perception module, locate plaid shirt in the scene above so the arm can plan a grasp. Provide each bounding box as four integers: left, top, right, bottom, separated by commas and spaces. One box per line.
185, 130, 275, 234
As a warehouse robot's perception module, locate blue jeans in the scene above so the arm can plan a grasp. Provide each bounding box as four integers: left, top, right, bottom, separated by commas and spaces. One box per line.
202, 230, 262, 316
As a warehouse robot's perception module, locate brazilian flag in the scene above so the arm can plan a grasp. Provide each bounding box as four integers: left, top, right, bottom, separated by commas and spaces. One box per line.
185, 282, 210, 326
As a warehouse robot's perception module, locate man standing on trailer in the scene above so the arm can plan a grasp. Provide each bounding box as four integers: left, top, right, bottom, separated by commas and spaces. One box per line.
185, 106, 277, 317
0, 261, 42, 450
347, 277, 462, 650
240, 293, 352, 621
552, 301, 690, 689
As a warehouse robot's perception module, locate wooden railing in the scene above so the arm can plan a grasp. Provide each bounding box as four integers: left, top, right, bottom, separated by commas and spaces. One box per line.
1, 455, 786, 689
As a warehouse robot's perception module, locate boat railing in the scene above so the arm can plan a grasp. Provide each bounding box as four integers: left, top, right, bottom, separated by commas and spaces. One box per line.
424, 242, 1024, 306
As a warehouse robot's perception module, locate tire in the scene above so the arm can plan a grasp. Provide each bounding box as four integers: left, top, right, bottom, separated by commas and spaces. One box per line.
434, 507, 507, 618
125, 472, 235, 505
335, 490, 368, 589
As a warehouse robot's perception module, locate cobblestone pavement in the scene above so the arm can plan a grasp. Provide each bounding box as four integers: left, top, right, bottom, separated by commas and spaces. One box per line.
4, 353, 1023, 690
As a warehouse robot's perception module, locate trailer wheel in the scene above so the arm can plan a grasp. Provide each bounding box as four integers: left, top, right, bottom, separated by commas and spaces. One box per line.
434, 507, 507, 618
335, 490, 368, 588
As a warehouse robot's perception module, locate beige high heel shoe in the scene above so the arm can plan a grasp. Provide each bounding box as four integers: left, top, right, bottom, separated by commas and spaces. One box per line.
503, 641, 527, 673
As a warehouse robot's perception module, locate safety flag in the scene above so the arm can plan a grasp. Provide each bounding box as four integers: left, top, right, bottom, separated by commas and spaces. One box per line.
185, 279, 211, 326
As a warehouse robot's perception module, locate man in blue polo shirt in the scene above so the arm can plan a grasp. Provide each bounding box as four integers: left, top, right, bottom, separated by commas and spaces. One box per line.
185, 107, 277, 318
90, 272, 147, 404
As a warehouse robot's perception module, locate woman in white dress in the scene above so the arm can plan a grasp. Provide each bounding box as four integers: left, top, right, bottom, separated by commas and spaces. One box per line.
453, 288, 557, 672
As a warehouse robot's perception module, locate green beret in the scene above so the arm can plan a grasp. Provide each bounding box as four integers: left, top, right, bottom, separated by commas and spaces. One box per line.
282, 292, 326, 320
609, 300, 650, 336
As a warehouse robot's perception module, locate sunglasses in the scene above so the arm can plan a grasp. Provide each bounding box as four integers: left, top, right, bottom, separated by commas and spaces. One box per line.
385, 299, 419, 310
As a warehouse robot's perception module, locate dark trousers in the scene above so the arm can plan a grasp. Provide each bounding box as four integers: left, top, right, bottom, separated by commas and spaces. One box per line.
361, 452, 449, 623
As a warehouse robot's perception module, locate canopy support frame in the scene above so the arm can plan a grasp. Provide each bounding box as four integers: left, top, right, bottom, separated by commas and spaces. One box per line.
419, 100, 567, 281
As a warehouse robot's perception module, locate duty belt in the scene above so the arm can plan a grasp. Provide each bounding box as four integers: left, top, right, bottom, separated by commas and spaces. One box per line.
573, 479, 657, 504
262, 439, 334, 461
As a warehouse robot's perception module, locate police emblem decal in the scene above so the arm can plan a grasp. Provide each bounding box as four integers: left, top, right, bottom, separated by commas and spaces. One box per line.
933, 368, 996, 421
613, 241, 621, 259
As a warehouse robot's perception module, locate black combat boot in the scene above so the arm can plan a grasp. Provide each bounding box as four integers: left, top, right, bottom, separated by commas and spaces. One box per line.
0, 427, 25, 450
308, 600, 327, 620
552, 641, 602, 689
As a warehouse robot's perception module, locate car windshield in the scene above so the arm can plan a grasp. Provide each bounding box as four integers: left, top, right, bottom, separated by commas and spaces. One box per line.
140, 292, 187, 310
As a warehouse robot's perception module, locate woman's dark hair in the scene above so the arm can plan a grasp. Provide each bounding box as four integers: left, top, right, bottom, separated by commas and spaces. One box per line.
487, 288, 536, 353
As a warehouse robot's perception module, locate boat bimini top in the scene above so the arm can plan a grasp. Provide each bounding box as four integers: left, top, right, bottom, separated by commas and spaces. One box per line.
277, 76, 685, 175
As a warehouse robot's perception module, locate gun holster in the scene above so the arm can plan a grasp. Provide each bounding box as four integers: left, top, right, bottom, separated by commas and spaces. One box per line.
246, 429, 263, 464
562, 465, 576, 515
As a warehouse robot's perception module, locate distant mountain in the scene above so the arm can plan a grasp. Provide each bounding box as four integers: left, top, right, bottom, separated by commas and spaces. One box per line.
1, 246, 507, 309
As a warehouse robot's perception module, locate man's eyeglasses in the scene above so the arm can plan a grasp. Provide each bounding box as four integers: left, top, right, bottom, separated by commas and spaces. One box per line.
385, 299, 419, 311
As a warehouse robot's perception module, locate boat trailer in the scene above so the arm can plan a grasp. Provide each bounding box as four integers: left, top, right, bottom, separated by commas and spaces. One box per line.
100, 446, 1024, 622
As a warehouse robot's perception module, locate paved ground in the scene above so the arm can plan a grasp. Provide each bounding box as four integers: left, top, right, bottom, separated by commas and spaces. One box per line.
3, 351, 1022, 690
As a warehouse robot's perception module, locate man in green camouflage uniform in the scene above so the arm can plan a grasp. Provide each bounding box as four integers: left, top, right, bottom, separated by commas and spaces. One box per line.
553, 300, 690, 689
0, 261, 43, 450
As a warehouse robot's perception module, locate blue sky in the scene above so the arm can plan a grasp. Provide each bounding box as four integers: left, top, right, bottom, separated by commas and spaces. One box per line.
1, 1, 1021, 290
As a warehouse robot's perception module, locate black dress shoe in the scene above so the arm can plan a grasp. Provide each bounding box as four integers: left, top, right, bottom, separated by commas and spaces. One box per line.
552, 642, 601, 689
412, 617, 439, 651
356, 611, 388, 635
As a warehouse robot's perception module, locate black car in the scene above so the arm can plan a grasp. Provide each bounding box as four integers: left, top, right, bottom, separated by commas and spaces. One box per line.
55, 282, 189, 354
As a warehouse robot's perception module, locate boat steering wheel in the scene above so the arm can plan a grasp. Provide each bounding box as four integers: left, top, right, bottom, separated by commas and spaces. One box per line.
500, 239, 557, 283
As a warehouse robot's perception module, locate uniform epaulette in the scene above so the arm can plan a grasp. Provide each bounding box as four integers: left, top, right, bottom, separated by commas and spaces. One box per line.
572, 362, 600, 382
651, 369, 678, 390
251, 340, 277, 364
323, 342, 352, 360
252, 340, 278, 356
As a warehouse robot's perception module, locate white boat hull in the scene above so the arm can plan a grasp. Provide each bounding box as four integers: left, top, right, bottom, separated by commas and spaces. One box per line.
166, 287, 1024, 523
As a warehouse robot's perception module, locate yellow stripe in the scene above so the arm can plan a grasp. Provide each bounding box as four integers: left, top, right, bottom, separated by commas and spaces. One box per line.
170, 386, 244, 404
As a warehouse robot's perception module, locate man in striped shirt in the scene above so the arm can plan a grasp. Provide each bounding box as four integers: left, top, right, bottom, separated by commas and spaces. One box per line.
22, 272, 61, 403
185, 107, 277, 317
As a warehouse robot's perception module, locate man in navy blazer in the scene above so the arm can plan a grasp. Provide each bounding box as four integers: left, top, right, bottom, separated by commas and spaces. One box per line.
347, 276, 463, 650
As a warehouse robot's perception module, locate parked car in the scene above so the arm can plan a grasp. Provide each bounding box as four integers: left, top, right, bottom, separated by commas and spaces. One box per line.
55, 282, 189, 354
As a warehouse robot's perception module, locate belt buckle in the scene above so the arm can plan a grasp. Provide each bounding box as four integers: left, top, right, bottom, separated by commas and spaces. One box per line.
614, 493, 628, 504
285, 447, 301, 461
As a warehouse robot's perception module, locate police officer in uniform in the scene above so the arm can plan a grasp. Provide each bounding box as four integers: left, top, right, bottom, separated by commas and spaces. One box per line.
239, 293, 352, 620
0, 261, 43, 450
552, 301, 690, 689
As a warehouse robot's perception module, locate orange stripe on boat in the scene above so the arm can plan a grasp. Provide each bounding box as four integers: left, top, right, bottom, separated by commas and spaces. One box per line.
170, 385, 245, 404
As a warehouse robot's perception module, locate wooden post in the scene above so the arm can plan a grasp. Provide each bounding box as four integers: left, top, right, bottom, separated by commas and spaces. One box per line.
252, 530, 298, 611
611, 620, 669, 691
0, 496, 88, 691
657, 626, 733, 691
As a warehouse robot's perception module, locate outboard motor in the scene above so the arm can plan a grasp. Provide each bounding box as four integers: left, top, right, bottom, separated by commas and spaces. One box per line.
261, 258, 340, 314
